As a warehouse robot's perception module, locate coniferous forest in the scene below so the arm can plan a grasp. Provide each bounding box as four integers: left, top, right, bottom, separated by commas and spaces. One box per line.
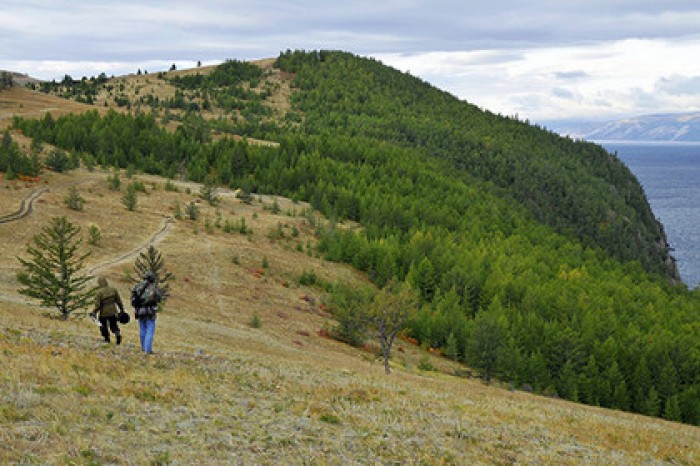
8, 50, 699, 424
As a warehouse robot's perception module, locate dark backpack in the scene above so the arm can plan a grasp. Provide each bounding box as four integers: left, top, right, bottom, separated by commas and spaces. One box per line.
131, 280, 161, 308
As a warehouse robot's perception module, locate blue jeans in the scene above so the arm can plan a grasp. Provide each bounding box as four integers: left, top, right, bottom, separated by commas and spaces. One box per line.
139, 317, 156, 353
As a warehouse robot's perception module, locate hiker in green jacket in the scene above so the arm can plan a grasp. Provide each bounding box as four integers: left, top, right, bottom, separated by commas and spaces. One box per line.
91, 277, 125, 344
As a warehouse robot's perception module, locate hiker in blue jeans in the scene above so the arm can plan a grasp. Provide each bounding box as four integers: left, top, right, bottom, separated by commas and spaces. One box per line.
132, 271, 162, 354
139, 317, 157, 354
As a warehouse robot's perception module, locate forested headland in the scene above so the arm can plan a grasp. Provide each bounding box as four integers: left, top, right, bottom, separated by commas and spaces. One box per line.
5, 50, 699, 424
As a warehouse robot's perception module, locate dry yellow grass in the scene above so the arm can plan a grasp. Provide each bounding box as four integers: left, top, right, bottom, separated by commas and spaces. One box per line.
1, 68, 699, 465
1, 167, 698, 465
0, 86, 97, 131
1, 58, 288, 147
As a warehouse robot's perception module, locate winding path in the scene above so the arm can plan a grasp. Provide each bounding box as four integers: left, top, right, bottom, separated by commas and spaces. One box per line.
0, 188, 48, 224
87, 218, 174, 275
0, 187, 174, 275
0, 197, 174, 305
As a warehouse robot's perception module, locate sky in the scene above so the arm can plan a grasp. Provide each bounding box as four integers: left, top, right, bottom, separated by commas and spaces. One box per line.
2, 0, 700, 122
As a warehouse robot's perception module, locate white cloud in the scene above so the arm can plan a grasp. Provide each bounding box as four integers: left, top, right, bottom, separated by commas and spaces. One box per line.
3, 1, 700, 119
655, 75, 700, 96
377, 37, 700, 120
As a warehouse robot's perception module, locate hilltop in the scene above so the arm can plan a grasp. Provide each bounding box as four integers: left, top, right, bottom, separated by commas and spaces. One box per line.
1, 51, 699, 462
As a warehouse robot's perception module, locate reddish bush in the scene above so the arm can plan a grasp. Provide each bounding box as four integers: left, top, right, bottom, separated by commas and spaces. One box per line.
401, 336, 419, 346
18, 175, 41, 183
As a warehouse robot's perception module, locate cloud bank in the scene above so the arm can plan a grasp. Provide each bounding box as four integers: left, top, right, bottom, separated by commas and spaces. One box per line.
2, 0, 700, 120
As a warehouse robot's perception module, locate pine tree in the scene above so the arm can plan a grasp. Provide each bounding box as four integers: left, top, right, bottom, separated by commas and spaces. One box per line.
199, 176, 220, 206
45, 149, 70, 172
558, 360, 580, 401
64, 186, 85, 211
580, 354, 601, 406
663, 395, 682, 422
16, 216, 96, 318
613, 380, 631, 411
643, 386, 661, 417
407, 257, 437, 301
107, 172, 121, 191
133, 245, 173, 301
122, 184, 138, 211
631, 357, 652, 412
174, 200, 183, 220
466, 300, 508, 383
185, 201, 200, 220
444, 331, 459, 360
657, 360, 678, 402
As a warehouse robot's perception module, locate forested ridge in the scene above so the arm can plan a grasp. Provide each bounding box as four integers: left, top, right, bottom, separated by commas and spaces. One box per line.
275, 50, 676, 280
5, 51, 699, 424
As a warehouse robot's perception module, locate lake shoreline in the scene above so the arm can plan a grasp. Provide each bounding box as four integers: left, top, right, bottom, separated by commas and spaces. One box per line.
601, 142, 700, 289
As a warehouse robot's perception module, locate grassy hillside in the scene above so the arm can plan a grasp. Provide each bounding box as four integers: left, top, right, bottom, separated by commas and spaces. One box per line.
1, 50, 699, 460
0, 168, 698, 464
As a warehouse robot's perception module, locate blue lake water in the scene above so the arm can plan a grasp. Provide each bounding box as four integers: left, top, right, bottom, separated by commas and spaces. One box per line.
600, 141, 700, 288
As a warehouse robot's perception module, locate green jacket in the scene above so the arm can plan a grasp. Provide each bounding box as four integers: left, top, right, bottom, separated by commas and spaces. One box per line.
93, 277, 124, 318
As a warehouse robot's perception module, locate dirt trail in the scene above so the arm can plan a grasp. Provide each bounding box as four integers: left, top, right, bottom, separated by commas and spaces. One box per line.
87, 218, 173, 275
0, 188, 48, 223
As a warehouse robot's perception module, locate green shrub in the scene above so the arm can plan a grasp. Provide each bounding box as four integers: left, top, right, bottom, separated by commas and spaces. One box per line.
298, 270, 317, 286
249, 313, 262, 328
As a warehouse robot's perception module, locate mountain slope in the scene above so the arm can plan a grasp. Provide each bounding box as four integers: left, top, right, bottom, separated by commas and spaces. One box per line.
1, 169, 698, 464
274, 51, 677, 280
3, 51, 700, 427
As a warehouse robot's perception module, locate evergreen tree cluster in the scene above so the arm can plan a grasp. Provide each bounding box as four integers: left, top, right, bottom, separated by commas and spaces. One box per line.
168, 59, 263, 89
274, 50, 674, 279
0, 130, 41, 179
167, 59, 273, 121
32, 73, 109, 104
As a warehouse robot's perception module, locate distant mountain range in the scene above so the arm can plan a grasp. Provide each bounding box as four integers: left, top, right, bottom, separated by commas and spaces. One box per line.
541, 112, 700, 142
